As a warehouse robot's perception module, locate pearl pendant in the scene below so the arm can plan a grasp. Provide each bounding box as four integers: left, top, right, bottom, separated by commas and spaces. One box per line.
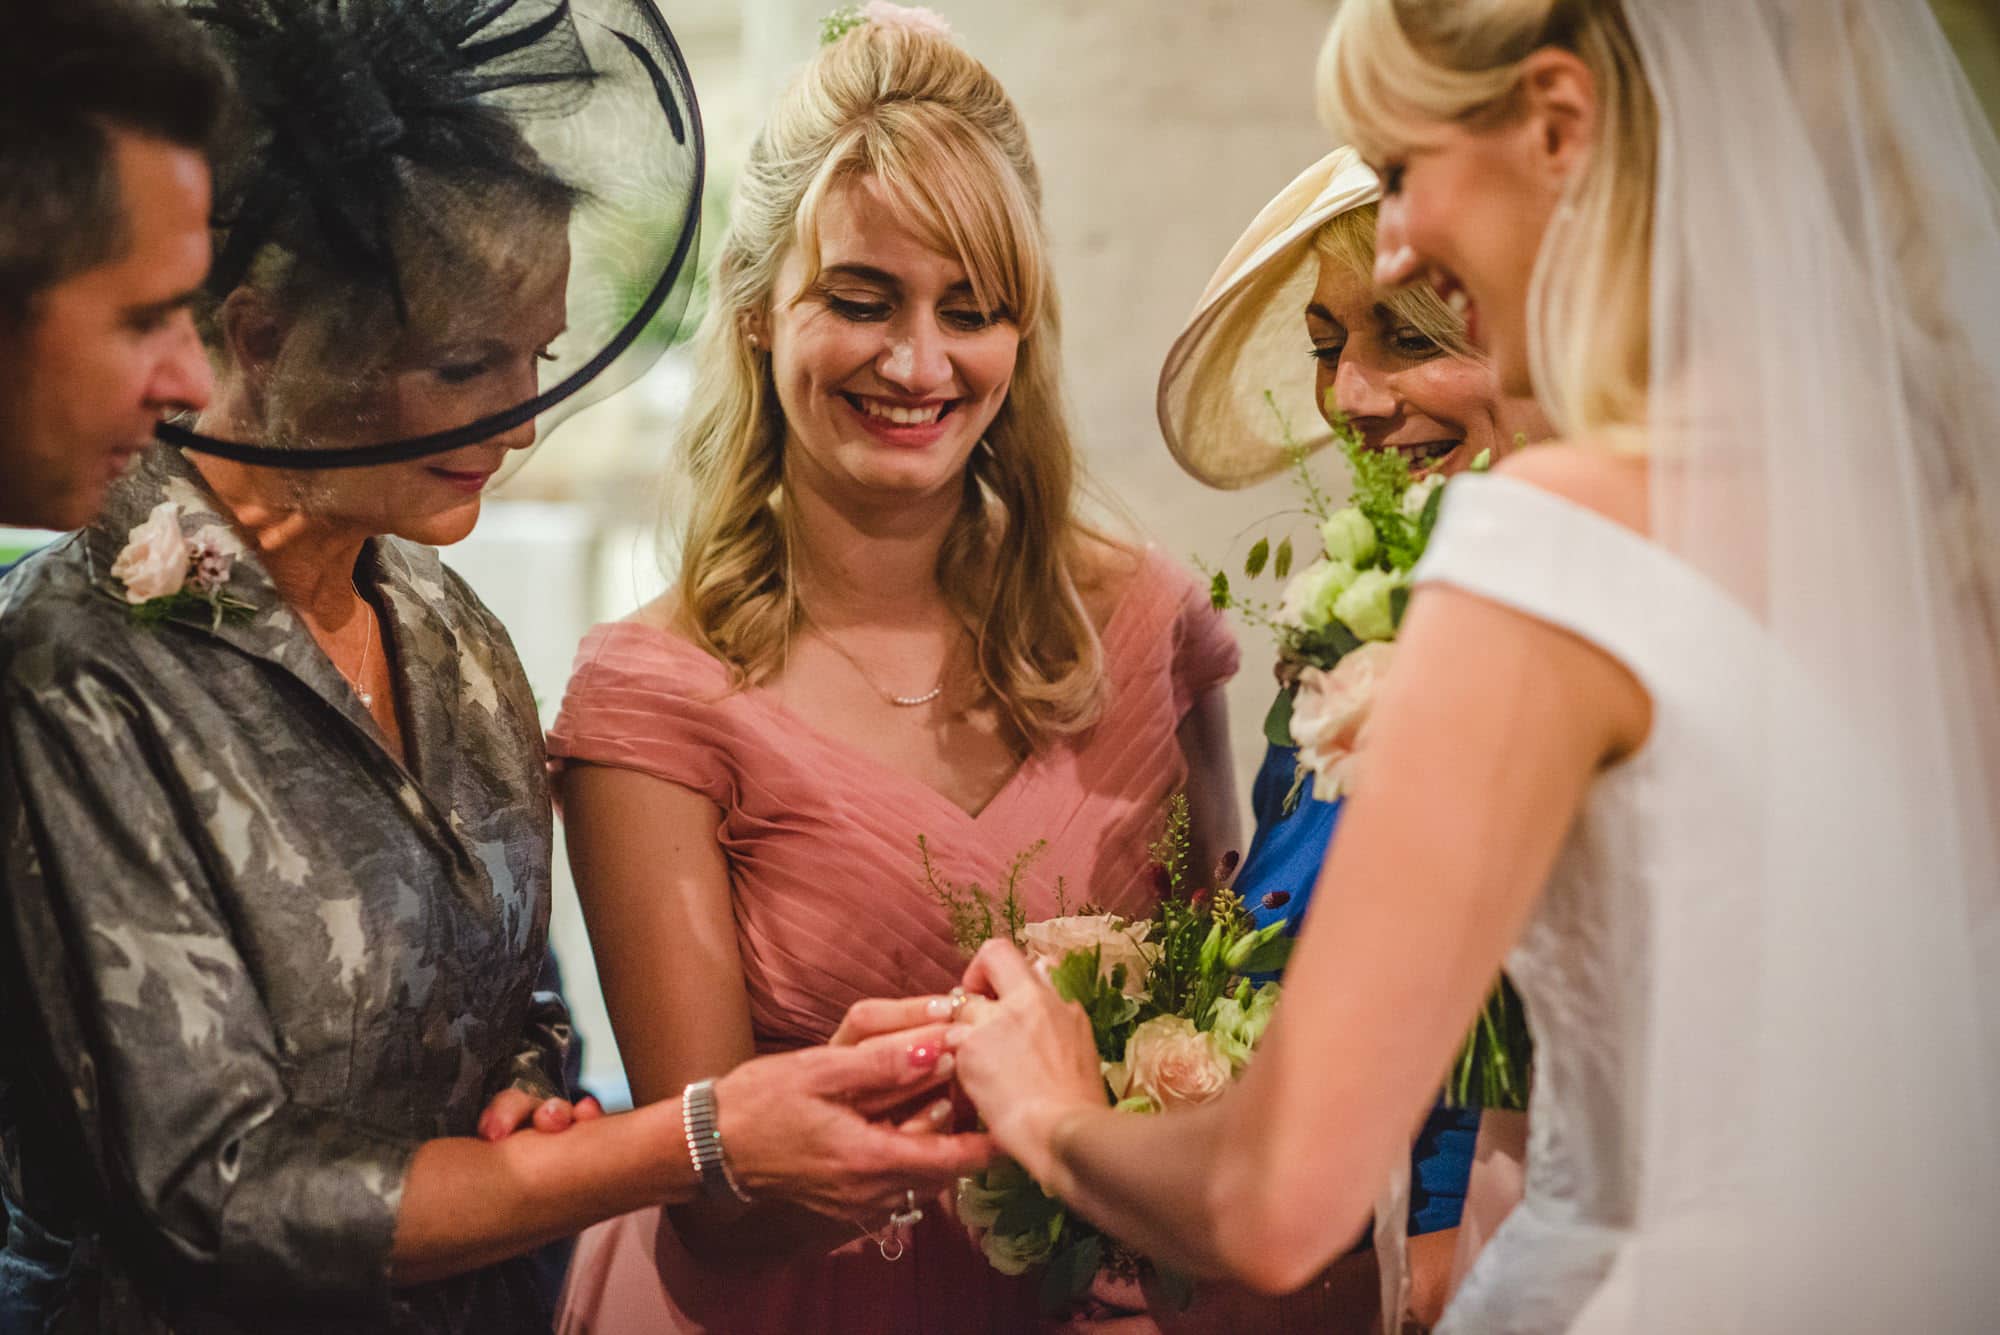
358, 690, 374, 709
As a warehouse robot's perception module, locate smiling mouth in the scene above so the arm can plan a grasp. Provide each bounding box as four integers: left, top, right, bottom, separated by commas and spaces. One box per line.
843, 393, 958, 427
1374, 438, 1459, 469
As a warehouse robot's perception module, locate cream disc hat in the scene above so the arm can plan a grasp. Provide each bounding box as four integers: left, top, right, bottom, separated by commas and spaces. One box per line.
1158, 148, 1381, 489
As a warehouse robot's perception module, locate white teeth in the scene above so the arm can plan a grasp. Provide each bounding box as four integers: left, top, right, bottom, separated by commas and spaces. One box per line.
1445, 288, 1471, 317
857, 398, 943, 426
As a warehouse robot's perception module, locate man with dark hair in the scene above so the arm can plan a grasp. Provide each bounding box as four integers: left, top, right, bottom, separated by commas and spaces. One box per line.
0, 0, 228, 531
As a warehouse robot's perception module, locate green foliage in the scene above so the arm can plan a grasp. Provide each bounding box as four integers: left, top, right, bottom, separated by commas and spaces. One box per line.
818, 5, 867, 44
920, 834, 1041, 955
1447, 974, 1534, 1111
1244, 537, 1269, 578
1048, 947, 1142, 1063
1146, 793, 1193, 896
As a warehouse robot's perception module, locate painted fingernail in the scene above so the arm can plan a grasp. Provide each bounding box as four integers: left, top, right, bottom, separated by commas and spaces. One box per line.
926, 996, 952, 1020
935, 1052, 955, 1080
927, 1098, 954, 1125
941, 1025, 969, 1049
909, 1042, 940, 1069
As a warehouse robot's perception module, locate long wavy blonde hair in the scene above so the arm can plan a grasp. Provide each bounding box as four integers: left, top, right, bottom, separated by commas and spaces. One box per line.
670, 20, 1110, 745
1316, 0, 1657, 437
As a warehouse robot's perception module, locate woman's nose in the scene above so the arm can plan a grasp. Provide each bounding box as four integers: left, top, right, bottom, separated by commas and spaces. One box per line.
1333, 355, 1398, 422
878, 320, 950, 393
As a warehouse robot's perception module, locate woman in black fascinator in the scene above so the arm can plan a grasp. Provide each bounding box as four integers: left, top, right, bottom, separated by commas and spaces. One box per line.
0, 4, 988, 1331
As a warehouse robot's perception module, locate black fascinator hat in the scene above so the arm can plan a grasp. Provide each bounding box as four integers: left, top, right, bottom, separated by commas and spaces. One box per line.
164, 0, 702, 470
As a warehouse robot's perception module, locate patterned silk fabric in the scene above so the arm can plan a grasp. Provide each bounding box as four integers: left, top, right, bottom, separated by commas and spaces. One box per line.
0, 447, 567, 1333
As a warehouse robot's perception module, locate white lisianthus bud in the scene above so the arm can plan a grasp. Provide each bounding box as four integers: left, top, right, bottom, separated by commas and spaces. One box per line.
1277, 559, 1358, 632
1319, 506, 1377, 566
1401, 474, 1445, 521
1210, 983, 1282, 1070
1332, 567, 1408, 642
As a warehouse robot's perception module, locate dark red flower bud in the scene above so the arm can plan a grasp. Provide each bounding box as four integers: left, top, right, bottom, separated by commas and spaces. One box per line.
1260, 890, 1292, 911
1215, 850, 1241, 882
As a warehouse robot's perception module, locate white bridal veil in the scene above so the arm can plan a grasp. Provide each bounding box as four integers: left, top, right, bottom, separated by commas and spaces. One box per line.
1579, 0, 2000, 1329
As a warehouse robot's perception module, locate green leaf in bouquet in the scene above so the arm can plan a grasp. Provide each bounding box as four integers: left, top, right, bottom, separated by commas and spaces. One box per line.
1262, 687, 1296, 749
1273, 534, 1295, 580
1040, 1231, 1105, 1313
1418, 473, 1448, 539
1390, 583, 1412, 632
1245, 537, 1270, 578
1208, 568, 1231, 610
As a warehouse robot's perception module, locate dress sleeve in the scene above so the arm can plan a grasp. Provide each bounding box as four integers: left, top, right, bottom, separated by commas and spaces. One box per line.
1, 663, 414, 1315
546, 626, 737, 806
1166, 557, 1242, 718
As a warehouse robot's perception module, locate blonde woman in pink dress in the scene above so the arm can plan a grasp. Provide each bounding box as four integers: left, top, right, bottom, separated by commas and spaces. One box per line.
547, 12, 1241, 1332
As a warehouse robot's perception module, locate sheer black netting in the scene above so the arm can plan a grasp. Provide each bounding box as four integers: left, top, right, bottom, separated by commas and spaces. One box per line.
163, 0, 702, 468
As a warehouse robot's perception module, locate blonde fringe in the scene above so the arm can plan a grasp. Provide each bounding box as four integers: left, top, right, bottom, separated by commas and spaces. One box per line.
671, 21, 1111, 745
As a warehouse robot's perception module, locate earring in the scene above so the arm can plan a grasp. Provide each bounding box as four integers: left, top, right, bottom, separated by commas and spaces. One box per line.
746, 332, 763, 351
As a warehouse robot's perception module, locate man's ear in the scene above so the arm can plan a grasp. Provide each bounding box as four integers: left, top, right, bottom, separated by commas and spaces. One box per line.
1517, 47, 1598, 187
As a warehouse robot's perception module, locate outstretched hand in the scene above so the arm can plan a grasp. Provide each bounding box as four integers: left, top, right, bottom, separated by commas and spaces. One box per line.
713, 1022, 995, 1221
945, 939, 1108, 1188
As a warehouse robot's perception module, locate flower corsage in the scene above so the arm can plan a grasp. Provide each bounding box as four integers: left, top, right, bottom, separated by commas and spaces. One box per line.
110, 501, 253, 630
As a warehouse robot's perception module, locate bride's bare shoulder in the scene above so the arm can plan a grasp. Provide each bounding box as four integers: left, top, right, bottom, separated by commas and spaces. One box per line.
1492, 437, 1651, 537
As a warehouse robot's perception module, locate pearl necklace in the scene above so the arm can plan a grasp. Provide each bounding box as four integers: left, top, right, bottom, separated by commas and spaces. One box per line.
804, 609, 954, 708
339, 587, 377, 710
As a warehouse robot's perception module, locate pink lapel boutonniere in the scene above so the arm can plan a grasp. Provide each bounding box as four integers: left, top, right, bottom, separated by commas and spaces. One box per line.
111, 500, 254, 630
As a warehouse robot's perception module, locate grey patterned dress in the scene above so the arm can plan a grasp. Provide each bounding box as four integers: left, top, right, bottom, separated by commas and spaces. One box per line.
0, 447, 569, 1333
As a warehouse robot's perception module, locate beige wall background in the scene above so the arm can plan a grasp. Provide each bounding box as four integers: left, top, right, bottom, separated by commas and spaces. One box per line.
461, 0, 1999, 1100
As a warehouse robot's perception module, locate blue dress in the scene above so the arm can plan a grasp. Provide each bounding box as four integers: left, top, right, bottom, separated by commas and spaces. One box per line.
1237, 740, 1480, 1238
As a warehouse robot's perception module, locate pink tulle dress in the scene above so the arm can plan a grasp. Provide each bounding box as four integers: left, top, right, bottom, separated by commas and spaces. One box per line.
547, 548, 1239, 1334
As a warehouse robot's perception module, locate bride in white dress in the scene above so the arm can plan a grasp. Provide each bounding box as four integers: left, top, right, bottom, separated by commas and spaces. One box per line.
940, 1, 2000, 1330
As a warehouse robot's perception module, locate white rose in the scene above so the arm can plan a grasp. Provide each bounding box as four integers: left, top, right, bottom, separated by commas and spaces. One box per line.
1119, 1015, 1233, 1112
1020, 914, 1154, 997
1276, 559, 1358, 632
1401, 473, 1445, 521
111, 501, 190, 603
1290, 641, 1396, 799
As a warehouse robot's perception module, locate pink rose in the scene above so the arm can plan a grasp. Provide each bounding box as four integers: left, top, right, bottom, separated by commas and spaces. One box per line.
1289, 641, 1396, 799
111, 501, 190, 603
1020, 914, 1153, 997
1108, 1016, 1232, 1112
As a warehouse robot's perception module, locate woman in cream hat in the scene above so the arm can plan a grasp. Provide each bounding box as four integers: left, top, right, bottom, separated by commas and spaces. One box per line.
1157, 147, 1549, 1332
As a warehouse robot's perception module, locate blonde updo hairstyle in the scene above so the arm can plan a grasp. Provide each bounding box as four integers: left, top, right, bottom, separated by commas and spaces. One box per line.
672, 19, 1108, 744
1317, 0, 1657, 437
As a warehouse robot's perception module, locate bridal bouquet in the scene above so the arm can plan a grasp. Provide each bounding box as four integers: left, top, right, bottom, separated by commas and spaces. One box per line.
927, 798, 1288, 1311
1203, 401, 1530, 1111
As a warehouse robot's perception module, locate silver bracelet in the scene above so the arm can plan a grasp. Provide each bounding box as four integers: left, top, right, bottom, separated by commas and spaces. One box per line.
681, 1078, 753, 1204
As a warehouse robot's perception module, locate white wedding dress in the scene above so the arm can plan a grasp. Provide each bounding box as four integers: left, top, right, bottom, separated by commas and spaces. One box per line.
1415, 473, 1767, 1335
